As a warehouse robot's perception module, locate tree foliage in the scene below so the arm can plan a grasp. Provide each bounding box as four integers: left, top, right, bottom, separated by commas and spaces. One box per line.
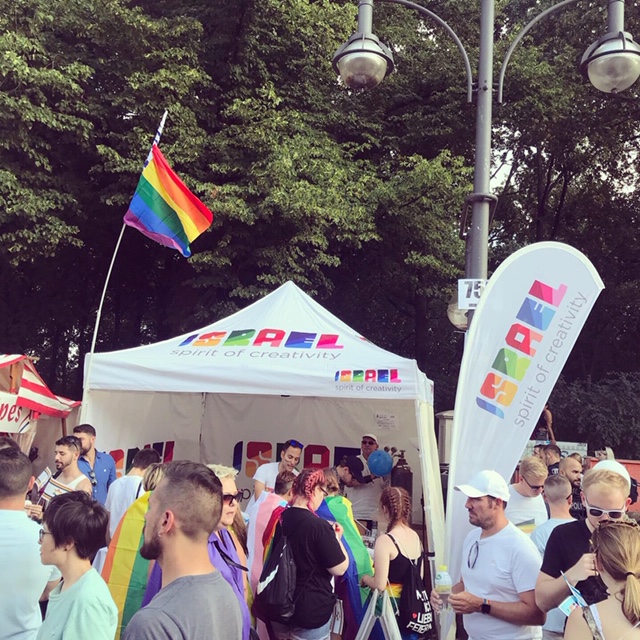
1, 0, 640, 442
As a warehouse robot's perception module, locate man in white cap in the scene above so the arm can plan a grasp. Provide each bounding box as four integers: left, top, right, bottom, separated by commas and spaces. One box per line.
535, 461, 632, 614
344, 433, 387, 530
431, 469, 544, 640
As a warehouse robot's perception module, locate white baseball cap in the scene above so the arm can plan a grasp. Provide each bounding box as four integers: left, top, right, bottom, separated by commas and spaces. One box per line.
455, 470, 510, 502
362, 433, 378, 444
593, 460, 631, 489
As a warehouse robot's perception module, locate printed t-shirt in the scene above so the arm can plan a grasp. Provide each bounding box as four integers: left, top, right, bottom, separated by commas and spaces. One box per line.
505, 486, 548, 534
461, 522, 542, 640
278, 507, 346, 629
124, 571, 242, 640
540, 518, 608, 605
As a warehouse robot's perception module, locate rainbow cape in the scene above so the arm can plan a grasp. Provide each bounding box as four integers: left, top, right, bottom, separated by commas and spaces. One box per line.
101, 491, 151, 640
123, 144, 213, 257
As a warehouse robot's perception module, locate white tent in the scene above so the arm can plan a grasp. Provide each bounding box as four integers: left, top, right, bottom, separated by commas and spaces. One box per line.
82, 282, 444, 562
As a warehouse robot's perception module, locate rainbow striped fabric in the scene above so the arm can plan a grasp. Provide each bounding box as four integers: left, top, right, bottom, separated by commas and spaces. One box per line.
123, 145, 213, 257
101, 491, 151, 640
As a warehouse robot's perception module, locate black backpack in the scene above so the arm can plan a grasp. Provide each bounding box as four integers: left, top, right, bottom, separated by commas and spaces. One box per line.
254, 525, 297, 624
388, 533, 435, 638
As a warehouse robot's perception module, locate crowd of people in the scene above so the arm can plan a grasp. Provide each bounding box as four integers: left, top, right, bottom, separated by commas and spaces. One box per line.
1, 430, 421, 640
4, 422, 640, 640
430, 453, 640, 640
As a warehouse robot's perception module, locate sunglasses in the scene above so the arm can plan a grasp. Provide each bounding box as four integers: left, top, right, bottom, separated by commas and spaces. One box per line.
584, 498, 625, 520
58, 436, 82, 450
361, 439, 376, 446
319, 486, 329, 497
467, 540, 479, 569
223, 492, 242, 505
38, 528, 52, 544
88, 470, 97, 486
288, 439, 304, 449
523, 476, 544, 491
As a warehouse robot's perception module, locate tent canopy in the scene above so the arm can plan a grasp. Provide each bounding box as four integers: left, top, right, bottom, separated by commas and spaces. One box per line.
85, 281, 433, 404
0, 355, 80, 419
82, 282, 444, 569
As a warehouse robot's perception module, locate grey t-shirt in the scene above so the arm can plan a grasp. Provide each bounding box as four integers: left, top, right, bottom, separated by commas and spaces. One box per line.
123, 571, 242, 640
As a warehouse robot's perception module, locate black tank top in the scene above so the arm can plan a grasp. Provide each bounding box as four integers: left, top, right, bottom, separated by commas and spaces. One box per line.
387, 532, 420, 583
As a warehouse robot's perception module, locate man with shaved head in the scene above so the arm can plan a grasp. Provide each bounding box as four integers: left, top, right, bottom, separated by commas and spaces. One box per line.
123, 461, 241, 640
559, 455, 585, 519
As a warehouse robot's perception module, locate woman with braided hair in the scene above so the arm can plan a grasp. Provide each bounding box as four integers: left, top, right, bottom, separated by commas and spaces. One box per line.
270, 467, 349, 640
361, 487, 425, 639
565, 519, 640, 639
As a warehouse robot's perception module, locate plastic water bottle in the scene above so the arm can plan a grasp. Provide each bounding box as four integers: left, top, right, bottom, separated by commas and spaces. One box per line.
435, 565, 452, 610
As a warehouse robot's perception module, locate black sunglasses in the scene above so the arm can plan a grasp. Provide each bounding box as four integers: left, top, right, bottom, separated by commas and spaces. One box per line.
361, 439, 377, 446
58, 435, 82, 450
523, 476, 544, 491
223, 492, 242, 505
88, 470, 97, 486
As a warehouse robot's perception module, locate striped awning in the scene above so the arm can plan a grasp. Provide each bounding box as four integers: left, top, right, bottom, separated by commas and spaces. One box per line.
0, 355, 80, 418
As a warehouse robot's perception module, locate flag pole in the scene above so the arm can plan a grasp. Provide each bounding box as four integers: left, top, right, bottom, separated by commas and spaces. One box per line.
79, 110, 169, 421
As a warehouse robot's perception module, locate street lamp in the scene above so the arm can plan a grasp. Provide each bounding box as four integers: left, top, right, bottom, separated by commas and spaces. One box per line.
333, 0, 640, 323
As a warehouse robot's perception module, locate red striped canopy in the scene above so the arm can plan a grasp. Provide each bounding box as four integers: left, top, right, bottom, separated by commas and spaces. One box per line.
0, 355, 80, 418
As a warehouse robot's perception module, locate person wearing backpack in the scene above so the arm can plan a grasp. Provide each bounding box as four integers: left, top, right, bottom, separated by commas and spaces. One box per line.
361, 487, 434, 639
268, 468, 349, 640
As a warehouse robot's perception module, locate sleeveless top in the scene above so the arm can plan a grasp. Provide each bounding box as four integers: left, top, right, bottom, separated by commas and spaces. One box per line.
66, 475, 88, 489
384, 533, 421, 609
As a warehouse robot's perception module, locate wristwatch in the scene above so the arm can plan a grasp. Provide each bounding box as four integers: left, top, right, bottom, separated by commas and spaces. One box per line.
481, 599, 491, 615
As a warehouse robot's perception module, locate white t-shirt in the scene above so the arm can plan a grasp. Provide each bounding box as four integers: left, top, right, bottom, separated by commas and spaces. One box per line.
0, 510, 61, 640
344, 455, 386, 521
461, 522, 542, 640
505, 485, 548, 533
246, 462, 299, 512
105, 475, 144, 538
530, 517, 573, 634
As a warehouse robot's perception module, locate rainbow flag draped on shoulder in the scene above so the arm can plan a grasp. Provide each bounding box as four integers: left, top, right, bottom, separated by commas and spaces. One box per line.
101, 491, 151, 640
123, 144, 213, 257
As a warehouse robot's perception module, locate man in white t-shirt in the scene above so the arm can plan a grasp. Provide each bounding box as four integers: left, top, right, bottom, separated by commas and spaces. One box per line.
506, 456, 549, 534
431, 469, 545, 640
105, 448, 161, 540
0, 448, 61, 640
530, 475, 573, 640
343, 433, 388, 527
252, 439, 303, 501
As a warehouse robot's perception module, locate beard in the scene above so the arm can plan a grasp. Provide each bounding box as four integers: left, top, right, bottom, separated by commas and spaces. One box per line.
140, 523, 162, 560
55, 460, 69, 471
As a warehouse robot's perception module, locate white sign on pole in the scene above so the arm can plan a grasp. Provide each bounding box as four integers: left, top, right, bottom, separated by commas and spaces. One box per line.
457, 278, 487, 309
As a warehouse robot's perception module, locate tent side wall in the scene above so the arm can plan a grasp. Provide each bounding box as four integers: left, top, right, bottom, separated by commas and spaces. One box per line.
83, 390, 442, 526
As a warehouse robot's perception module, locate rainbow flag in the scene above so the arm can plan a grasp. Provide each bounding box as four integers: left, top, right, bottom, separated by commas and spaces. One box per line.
101, 491, 151, 640
124, 144, 213, 257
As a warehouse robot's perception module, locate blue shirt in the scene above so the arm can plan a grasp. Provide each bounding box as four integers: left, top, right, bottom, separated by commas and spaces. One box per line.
78, 450, 117, 504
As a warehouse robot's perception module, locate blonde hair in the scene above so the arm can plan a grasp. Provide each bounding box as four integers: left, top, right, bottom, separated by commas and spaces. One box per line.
520, 455, 548, 480
593, 521, 640, 625
142, 463, 165, 491
582, 468, 629, 494
206, 464, 239, 480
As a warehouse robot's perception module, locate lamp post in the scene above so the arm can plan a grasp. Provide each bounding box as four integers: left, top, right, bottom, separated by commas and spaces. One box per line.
333, 0, 640, 323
